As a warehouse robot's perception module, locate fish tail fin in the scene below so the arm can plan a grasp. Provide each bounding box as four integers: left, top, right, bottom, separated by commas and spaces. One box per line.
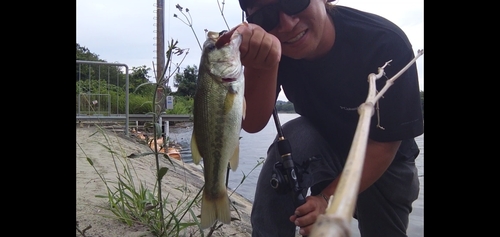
200, 190, 231, 229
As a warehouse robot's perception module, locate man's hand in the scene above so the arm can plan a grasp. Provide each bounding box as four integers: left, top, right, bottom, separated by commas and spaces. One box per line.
227, 23, 281, 133
235, 23, 281, 70
290, 194, 329, 236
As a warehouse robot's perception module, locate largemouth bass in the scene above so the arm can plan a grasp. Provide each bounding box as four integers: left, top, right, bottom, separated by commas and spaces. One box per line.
190, 29, 246, 229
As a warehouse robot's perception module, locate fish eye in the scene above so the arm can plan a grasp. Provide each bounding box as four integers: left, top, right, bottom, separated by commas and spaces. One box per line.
206, 44, 216, 51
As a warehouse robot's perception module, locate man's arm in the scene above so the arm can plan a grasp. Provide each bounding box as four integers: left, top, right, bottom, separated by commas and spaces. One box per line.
242, 67, 279, 133
321, 138, 401, 198
235, 23, 282, 133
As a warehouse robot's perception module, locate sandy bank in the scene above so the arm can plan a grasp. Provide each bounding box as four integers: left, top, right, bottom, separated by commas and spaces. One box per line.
76, 125, 253, 236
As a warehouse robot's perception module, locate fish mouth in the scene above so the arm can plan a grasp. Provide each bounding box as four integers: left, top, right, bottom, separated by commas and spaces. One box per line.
215, 24, 244, 49
215, 29, 237, 49
222, 78, 236, 82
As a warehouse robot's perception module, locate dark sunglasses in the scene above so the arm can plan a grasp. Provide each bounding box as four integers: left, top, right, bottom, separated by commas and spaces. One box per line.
246, 0, 311, 32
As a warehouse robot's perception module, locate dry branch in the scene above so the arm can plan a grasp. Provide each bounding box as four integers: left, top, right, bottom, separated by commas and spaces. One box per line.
309, 49, 424, 237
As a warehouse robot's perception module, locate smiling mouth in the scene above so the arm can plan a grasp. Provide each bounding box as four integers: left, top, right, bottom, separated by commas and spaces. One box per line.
285, 30, 306, 44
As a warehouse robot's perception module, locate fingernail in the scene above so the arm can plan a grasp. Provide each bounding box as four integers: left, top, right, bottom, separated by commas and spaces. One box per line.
295, 211, 300, 216
299, 229, 304, 235
295, 220, 299, 225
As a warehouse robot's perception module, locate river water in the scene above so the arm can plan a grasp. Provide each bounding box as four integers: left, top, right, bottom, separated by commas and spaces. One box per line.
169, 113, 423, 237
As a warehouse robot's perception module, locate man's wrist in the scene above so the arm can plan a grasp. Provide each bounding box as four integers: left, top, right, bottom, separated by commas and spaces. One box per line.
319, 192, 330, 204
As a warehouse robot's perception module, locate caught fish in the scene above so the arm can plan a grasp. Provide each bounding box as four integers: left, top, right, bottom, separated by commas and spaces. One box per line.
190, 28, 246, 229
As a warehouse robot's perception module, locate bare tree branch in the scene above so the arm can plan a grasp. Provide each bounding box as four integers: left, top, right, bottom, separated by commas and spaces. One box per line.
309, 49, 424, 237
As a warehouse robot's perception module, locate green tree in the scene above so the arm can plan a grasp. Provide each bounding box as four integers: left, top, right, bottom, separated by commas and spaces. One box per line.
76, 43, 124, 87
173, 65, 198, 97
129, 65, 156, 96
76, 43, 197, 116
275, 100, 296, 113
76, 43, 102, 61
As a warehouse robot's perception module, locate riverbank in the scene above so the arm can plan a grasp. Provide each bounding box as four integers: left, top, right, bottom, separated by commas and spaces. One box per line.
76, 125, 253, 236
77, 122, 422, 237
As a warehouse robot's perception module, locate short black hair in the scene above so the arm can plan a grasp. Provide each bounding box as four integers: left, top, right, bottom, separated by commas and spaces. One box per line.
239, 0, 338, 12
238, 0, 249, 12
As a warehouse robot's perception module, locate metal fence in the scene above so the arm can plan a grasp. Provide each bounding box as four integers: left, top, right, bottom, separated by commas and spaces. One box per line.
76, 60, 130, 134
76, 60, 191, 136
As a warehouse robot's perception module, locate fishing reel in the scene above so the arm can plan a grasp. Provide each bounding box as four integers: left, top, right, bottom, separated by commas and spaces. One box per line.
270, 155, 320, 195
268, 109, 324, 209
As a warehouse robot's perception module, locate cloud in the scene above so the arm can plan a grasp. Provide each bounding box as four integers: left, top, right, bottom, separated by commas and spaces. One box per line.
77, 0, 424, 97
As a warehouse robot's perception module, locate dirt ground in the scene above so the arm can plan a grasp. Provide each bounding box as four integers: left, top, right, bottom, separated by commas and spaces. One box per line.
76, 125, 253, 237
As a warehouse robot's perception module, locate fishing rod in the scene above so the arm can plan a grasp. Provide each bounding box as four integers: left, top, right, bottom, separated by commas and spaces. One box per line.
271, 107, 318, 237
270, 107, 307, 208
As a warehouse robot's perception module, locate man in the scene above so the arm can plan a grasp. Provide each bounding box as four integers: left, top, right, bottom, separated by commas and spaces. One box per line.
234, 0, 423, 236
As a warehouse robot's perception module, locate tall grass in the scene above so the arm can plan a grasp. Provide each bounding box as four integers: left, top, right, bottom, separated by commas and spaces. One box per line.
76, 94, 262, 237
76, 125, 204, 236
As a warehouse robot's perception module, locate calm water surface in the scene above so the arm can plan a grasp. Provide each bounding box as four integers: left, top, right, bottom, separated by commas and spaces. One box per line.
169, 113, 423, 237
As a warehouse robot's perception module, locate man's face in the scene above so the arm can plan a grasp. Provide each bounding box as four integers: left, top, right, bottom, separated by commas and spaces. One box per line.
246, 0, 333, 60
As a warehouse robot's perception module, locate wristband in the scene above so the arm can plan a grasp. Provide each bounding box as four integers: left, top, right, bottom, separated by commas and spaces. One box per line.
319, 192, 330, 203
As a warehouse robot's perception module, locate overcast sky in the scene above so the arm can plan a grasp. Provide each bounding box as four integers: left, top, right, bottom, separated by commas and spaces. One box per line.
76, 0, 424, 101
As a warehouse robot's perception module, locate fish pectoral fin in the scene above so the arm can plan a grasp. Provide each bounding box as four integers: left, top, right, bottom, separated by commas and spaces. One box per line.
190, 132, 202, 164
229, 143, 239, 171
242, 97, 246, 121
224, 92, 235, 115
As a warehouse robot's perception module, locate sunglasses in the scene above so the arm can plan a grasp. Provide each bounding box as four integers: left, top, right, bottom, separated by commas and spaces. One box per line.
246, 0, 311, 32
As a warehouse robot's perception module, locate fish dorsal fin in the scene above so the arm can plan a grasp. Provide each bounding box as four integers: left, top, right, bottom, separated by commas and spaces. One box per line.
190, 132, 202, 164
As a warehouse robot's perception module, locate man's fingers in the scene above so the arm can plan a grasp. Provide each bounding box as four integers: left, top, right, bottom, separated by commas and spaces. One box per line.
236, 23, 281, 69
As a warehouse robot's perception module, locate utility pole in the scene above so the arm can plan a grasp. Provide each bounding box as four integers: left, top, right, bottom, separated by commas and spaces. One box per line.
155, 0, 166, 113
154, 0, 168, 142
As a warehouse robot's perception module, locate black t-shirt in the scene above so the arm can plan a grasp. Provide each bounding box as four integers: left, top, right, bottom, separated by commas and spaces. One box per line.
277, 6, 424, 160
